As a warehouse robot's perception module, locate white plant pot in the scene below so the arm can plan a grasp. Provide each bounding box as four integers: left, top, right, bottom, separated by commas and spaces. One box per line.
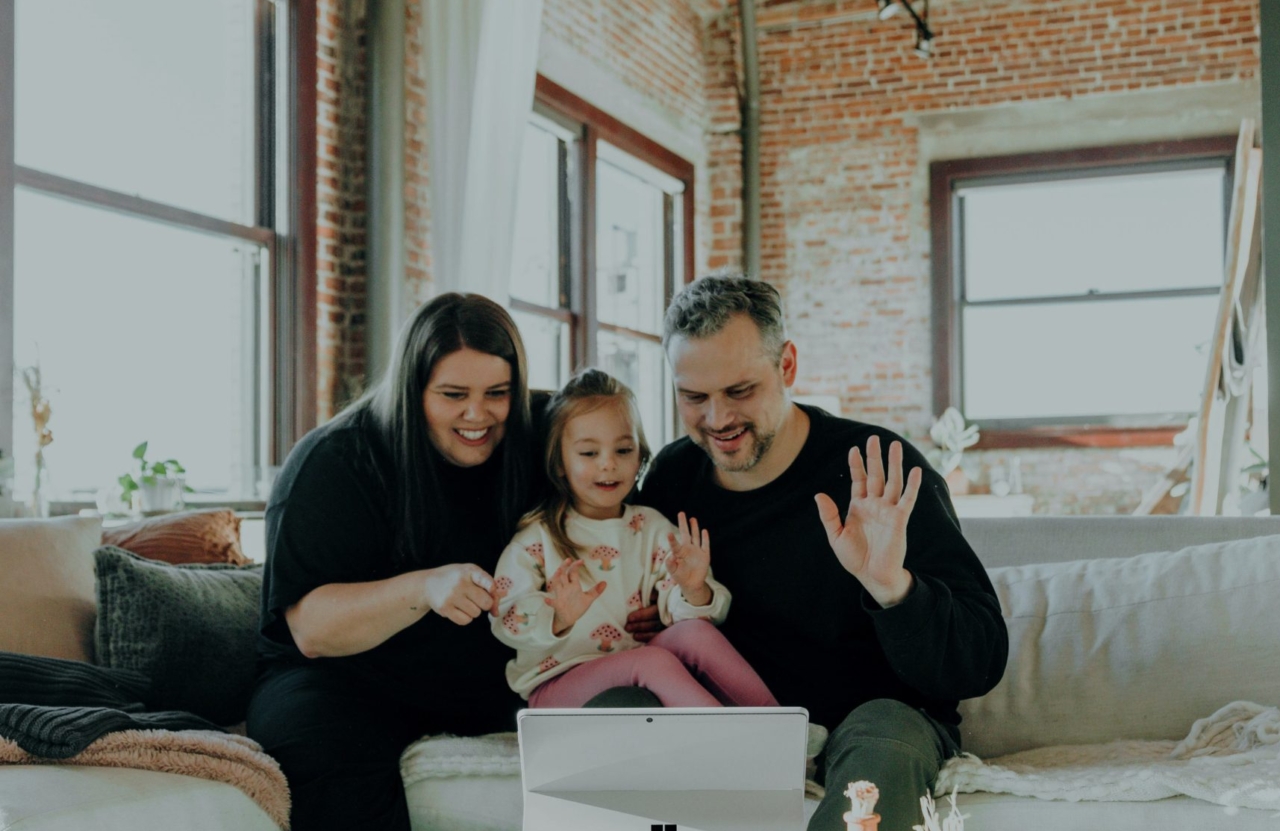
137, 476, 185, 512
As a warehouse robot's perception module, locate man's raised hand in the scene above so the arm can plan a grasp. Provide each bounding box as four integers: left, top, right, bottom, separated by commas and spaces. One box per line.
814, 435, 920, 608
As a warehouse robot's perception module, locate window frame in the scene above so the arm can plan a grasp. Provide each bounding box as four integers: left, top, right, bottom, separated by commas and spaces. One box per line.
0, 0, 317, 498
930, 136, 1239, 449
517, 76, 695, 438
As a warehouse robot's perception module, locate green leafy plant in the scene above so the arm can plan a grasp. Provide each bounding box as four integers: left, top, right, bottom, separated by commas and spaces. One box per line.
929, 407, 980, 475
118, 441, 193, 508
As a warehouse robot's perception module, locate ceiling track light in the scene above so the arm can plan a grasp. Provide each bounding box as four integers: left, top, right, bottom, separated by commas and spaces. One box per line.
877, 0, 936, 59
914, 30, 934, 58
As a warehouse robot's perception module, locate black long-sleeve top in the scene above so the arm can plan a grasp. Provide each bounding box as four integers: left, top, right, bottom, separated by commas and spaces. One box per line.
638, 404, 1008, 732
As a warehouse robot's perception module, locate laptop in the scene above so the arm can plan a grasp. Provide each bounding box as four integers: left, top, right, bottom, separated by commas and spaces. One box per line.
517, 707, 808, 831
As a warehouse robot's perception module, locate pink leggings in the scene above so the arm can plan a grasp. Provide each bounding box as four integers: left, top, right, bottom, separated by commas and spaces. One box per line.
528, 619, 778, 708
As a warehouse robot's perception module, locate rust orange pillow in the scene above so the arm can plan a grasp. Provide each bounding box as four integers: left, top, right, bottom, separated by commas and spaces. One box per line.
101, 509, 249, 566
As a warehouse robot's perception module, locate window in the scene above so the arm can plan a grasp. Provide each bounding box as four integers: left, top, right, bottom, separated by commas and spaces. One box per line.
1, 0, 311, 506
930, 137, 1236, 446
509, 78, 694, 448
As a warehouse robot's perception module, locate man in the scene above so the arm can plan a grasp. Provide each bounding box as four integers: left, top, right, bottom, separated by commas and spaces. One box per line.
627, 274, 1008, 831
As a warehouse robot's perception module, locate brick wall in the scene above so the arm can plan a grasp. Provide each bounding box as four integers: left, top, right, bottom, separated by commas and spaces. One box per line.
403, 0, 433, 308
704, 0, 1260, 514
542, 0, 710, 129
316, 0, 369, 421
331, 0, 1259, 513
706, 14, 745, 271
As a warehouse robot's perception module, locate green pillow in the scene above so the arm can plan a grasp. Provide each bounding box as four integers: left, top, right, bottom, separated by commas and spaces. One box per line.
93, 545, 263, 726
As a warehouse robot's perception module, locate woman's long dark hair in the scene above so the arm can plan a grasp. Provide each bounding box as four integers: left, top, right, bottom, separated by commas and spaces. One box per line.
342, 293, 532, 569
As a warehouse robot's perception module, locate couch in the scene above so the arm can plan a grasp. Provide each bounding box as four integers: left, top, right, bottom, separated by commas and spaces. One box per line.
2, 514, 1279, 830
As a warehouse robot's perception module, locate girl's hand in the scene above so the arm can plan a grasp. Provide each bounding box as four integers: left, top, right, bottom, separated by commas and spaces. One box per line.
422, 564, 496, 626
665, 512, 712, 606
545, 559, 607, 635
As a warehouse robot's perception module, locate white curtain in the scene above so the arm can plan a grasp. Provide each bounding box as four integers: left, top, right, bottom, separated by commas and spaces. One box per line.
423, 0, 544, 303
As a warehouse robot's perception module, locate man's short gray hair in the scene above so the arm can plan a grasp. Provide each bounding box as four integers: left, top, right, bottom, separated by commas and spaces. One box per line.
662, 273, 787, 360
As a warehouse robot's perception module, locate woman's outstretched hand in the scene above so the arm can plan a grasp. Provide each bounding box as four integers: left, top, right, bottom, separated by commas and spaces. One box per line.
545, 559, 607, 636
814, 435, 920, 608
422, 564, 496, 625
665, 511, 712, 606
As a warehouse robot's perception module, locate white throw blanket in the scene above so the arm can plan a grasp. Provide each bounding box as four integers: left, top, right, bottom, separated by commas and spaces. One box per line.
400, 733, 521, 785
937, 701, 1280, 812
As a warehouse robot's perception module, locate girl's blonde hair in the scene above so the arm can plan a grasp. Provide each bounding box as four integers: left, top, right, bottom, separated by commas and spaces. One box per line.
523, 368, 652, 562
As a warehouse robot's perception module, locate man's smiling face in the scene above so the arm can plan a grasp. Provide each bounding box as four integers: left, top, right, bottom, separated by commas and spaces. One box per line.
667, 313, 795, 475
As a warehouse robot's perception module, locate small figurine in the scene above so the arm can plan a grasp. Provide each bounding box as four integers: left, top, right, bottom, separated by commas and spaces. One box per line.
843, 780, 880, 831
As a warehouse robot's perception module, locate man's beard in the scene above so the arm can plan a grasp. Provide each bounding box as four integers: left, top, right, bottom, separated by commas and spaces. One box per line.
696, 423, 776, 473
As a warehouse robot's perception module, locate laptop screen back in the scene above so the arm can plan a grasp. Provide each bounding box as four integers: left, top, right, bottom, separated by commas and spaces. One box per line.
518, 707, 808, 793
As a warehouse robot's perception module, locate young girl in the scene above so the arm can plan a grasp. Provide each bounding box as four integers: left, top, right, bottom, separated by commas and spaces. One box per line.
489, 368, 779, 709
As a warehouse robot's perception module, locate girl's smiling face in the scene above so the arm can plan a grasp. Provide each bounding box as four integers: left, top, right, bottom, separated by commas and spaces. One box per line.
559, 400, 641, 520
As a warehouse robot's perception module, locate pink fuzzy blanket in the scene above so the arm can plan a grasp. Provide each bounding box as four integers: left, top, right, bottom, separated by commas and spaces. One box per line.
0, 728, 290, 829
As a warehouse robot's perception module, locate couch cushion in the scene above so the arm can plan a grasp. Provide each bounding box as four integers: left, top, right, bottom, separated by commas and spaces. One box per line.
956, 791, 1278, 831
0, 516, 101, 662
101, 508, 249, 566
93, 546, 263, 727
0, 765, 277, 831
959, 534, 1280, 759
403, 773, 822, 831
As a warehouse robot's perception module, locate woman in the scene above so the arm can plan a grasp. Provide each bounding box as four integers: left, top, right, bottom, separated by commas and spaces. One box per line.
246, 293, 538, 831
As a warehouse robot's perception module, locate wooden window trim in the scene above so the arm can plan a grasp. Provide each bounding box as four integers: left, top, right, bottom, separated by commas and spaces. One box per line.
535, 75, 696, 300
973, 425, 1184, 450
283, 0, 318, 459
930, 136, 1238, 450
532, 77, 693, 444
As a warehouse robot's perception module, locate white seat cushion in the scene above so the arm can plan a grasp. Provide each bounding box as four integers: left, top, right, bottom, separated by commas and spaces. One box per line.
0, 766, 277, 831
405, 771, 1276, 831
405, 773, 822, 831
957, 791, 1277, 831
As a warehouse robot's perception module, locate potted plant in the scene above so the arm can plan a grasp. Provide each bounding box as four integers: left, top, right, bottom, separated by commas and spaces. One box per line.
929, 407, 980, 495
118, 442, 192, 513
0, 449, 14, 518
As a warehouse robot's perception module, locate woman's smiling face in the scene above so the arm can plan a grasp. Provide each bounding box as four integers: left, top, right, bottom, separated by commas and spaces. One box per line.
421, 347, 512, 467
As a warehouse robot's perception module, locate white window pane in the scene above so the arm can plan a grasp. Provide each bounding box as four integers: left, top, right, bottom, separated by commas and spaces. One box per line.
962, 296, 1219, 420
15, 0, 256, 224
510, 124, 561, 308
11, 190, 263, 499
597, 141, 686, 195
511, 310, 570, 393
961, 167, 1225, 301
598, 332, 672, 448
596, 158, 665, 335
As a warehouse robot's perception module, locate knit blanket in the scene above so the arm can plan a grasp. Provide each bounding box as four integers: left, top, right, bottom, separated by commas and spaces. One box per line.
937, 701, 1280, 812
400, 732, 522, 785
0, 728, 291, 829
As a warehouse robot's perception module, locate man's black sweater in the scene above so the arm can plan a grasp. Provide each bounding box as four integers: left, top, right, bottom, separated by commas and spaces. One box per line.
638, 404, 1008, 732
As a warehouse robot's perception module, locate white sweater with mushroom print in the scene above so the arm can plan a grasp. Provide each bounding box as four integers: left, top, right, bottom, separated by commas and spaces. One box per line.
490, 504, 731, 699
